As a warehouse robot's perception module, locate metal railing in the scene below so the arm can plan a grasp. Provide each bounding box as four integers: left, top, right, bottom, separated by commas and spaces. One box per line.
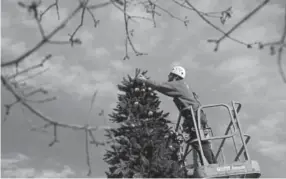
176, 101, 251, 166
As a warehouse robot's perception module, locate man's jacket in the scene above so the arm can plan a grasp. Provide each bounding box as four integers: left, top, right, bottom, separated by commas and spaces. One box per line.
144, 79, 208, 128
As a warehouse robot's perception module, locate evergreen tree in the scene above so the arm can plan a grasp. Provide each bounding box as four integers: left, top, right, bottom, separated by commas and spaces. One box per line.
103, 69, 186, 178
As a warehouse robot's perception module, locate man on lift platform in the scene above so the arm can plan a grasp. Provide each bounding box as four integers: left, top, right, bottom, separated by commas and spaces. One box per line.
136, 66, 217, 165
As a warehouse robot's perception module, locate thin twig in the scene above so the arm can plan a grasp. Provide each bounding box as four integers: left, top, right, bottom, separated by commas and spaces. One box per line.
68, 0, 88, 46
21, 107, 50, 133
39, 0, 60, 21
16, 68, 50, 83
85, 128, 92, 176
36, 12, 46, 37
2, 87, 50, 123
55, 0, 60, 20
87, 1, 112, 9
7, 54, 51, 80
47, 41, 71, 45
29, 123, 51, 133
49, 124, 59, 147
277, 47, 286, 83
23, 88, 48, 97
277, 5, 286, 83
26, 1, 46, 37
2, 104, 13, 123
150, 0, 187, 24
173, 0, 228, 18
89, 130, 105, 146
26, 96, 57, 104
110, 0, 153, 23
145, 0, 158, 27
86, 7, 100, 27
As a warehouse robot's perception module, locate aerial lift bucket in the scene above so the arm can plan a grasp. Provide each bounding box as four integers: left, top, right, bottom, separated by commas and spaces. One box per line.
175, 101, 261, 178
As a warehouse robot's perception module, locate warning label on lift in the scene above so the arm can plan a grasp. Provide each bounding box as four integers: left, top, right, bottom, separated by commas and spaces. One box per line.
216, 165, 246, 172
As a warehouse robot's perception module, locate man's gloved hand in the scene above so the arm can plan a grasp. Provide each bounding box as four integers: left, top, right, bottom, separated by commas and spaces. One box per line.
183, 133, 190, 141
137, 74, 147, 82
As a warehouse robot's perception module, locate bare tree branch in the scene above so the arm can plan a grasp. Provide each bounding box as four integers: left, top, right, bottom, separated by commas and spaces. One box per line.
183, 0, 254, 49
253, 5, 286, 83
1, 1, 116, 175
1, 76, 106, 131
122, 0, 147, 60
1, 3, 82, 67
2, 0, 286, 177
1, 75, 112, 174
2, 87, 51, 124
208, 0, 270, 51
1, 1, 112, 68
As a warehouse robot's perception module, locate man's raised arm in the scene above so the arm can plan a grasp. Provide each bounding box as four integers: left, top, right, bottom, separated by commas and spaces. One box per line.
143, 79, 181, 98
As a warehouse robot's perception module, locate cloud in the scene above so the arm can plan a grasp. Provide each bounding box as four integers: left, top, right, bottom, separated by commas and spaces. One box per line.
1, 36, 117, 99
87, 47, 110, 58
3, 53, 117, 98
77, 30, 111, 61
217, 56, 261, 75
215, 55, 268, 94
78, 30, 95, 46
110, 5, 152, 30
246, 112, 286, 161
39, 62, 116, 98
110, 59, 132, 72
171, 53, 200, 71
1, 13, 11, 28
2, 153, 29, 164
258, 140, 286, 161
218, 58, 286, 105
1, 153, 75, 178
1, 38, 28, 58
109, 4, 163, 52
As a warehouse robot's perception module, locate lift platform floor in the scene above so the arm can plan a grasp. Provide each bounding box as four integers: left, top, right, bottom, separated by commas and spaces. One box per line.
186, 160, 261, 178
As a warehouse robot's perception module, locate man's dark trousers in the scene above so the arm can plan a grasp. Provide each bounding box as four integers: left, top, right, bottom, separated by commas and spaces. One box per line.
183, 111, 217, 165
191, 138, 217, 164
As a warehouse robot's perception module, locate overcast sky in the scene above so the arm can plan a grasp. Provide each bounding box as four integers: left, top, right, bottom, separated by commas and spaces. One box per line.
1, 0, 286, 177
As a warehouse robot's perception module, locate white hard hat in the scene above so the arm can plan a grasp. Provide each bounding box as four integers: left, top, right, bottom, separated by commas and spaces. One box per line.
171, 66, 186, 79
